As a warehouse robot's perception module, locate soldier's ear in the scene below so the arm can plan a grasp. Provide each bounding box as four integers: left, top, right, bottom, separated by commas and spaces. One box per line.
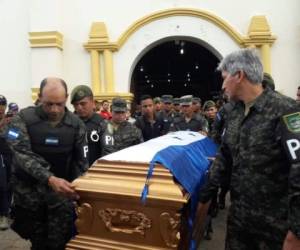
235, 70, 244, 83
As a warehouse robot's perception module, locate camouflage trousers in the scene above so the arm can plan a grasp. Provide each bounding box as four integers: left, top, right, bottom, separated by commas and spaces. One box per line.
12, 198, 74, 250
225, 206, 285, 250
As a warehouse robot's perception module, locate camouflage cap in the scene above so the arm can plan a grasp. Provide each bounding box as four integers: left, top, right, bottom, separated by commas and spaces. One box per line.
0, 95, 7, 106
112, 97, 127, 112
203, 100, 216, 111
153, 97, 161, 104
8, 102, 19, 112
173, 98, 180, 105
262, 72, 275, 91
180, 95, 193, 106
70, 85, 93, 104
192, 97, 201, 104
161, 95, 173, 104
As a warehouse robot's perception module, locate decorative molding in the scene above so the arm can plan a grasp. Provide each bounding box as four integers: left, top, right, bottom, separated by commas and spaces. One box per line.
159, 212, 180, 248
244, 15, 276, 46
29, 31, 63, 50
84, 8, 277, 95
117, 8, 246, 48
94, 92, 134, 103
31, 87, 39, 102
99, 208, 151, 236
84, 22, 118, 51
75, 203, 93, 233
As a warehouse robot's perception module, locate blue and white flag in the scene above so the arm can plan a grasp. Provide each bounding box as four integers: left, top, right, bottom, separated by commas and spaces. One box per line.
102, 131, 218, 249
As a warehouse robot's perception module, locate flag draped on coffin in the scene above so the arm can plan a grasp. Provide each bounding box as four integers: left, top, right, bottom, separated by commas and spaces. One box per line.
140, 131, 217, 203
140, 131, 217, 250
102, 131, 218, 249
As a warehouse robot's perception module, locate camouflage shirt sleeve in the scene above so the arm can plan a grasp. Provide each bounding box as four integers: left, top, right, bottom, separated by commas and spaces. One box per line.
198, 143, 231, 203
72, 119, 89, 177
6, 113, 53, 185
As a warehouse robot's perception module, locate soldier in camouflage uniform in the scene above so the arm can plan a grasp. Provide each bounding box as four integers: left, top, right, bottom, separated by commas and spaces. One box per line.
71, 85, 107, 166
209, 99, 235, 210
6, 78, 89, 250
203, 100, 218, 133
158, 95, 177, 132
173, 97, 182, 118
102, 97, 143, 155
192, 97, 202, 114
198, 49, 300, 250
173, 95, 208, 133
153, 97, 162, 113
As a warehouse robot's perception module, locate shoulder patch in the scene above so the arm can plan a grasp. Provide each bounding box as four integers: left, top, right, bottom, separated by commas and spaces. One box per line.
7, 128, 20, 140
282, 112, 300, 133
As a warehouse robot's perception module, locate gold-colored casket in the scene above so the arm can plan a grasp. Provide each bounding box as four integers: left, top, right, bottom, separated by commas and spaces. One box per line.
66, 131, 214, 250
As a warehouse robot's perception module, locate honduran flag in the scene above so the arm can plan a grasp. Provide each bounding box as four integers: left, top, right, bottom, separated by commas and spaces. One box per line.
102, 131, 218, 249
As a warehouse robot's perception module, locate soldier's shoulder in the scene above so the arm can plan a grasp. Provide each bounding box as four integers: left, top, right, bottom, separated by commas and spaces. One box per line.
18, 106, 41, 125
269, 91, 298, 111
173, 115, 183, 123
65, 110, 86, 128
126, 121, 141, 134
18, 106, 37, 118
19, 106, 35, 113
90, 112, 106, 125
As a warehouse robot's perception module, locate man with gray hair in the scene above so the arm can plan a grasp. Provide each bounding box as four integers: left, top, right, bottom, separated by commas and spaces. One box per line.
197, 49, 300, 249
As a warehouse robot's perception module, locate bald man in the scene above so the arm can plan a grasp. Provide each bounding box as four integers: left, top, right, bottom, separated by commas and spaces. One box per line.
6, 77, 89, 250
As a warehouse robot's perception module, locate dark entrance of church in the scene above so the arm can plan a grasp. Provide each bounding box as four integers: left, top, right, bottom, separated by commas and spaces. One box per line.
130, 38, 223, 105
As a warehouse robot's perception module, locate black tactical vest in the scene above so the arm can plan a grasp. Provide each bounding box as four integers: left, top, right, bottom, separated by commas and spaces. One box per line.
20, 107, 78, 180
85, 113, 105, 166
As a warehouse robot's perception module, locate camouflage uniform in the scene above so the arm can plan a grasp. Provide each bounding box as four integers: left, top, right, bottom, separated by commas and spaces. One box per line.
173, 95, 208, 133
199, 89, 300, 250
158, 110, 177, 132
6, 106, 88, 250
210, 102, 235, 144
173, 114, 207, 132
102, 120, 143, 155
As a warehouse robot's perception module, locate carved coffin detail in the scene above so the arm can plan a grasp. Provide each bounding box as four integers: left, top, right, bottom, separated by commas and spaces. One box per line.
99, 208, 151, 236
159, 212, 180, 247
75, 203, 93, 233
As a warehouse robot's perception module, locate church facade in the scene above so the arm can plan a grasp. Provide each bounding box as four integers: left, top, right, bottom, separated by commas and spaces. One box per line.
0, 0, 299, 107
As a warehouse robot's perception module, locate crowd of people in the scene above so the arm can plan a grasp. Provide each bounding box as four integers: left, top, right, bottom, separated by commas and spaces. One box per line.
0, 48, 299, 250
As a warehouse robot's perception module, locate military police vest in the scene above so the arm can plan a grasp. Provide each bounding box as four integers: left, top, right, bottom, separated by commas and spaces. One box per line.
85, 113, 106, 166
281, 109, 300, 163
20, 107, 78, 180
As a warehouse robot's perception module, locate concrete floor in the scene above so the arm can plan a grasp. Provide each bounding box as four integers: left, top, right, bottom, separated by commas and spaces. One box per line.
0, 205, 227, 250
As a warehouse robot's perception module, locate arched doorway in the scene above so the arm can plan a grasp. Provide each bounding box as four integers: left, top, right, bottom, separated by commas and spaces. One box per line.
130, 37, 223, 104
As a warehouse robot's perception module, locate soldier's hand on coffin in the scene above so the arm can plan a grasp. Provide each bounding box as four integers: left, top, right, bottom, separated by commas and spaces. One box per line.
48, 176, 80, 200
283, 230, 300, 250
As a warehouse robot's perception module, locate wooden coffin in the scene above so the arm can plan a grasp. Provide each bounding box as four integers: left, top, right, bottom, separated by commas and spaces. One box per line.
66, 131, 212, 250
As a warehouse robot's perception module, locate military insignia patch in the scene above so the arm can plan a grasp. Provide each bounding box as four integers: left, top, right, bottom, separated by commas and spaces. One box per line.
78, 90, 85, 97
45, 137, 59, 145
283, 112, 300, 133
7, 128, 19, 140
